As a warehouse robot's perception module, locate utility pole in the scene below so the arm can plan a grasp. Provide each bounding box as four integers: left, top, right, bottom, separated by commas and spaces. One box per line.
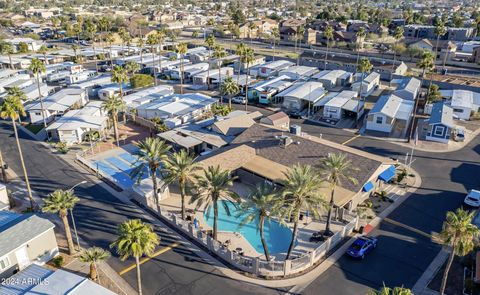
0, 149, 7, 183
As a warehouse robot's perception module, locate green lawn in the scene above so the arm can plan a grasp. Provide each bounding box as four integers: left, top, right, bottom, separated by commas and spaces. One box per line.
24, 124, 44, 134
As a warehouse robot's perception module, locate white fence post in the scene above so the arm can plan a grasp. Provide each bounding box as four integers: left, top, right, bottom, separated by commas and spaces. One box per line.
309, 251, 315, 265
284, 260, 292, 276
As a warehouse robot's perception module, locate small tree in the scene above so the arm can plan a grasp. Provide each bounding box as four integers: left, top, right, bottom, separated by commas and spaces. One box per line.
78, 247, 111, 281
220, 76, 240, 108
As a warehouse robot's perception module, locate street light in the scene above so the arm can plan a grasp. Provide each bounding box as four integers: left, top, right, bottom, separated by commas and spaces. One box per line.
68, 180, 87, 251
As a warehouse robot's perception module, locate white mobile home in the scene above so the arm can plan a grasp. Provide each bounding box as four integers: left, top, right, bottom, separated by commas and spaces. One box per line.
366, 94, 414, 134
169, 63, 209, 80
70, 75, 113, 98
322, 90, 362, 120
279, 65, 319, 80
192, 67, 234, 86
256, 60, 295, 78
351, 72, 380, 97
278, 81, 327, 112
441, 89, 480, 120
312, 70, 353, 89
392, 77, 421, 101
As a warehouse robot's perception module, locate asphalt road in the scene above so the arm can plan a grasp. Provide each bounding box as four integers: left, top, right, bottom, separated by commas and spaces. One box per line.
0, 122, 290, 295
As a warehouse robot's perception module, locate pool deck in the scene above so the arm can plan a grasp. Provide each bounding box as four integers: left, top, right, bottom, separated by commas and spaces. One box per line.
159, 181, 348, 261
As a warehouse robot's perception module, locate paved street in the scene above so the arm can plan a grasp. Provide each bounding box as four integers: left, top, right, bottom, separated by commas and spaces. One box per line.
0, 122, 289, 295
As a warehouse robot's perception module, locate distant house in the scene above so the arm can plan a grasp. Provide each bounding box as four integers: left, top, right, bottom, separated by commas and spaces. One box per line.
312, 70, 353, 90
97, 83, 132, 100
426, 102, 455, 143
248, 75, 293, 105
351, 72, 380, 97
366, 94, 414, 135
70, 75, 113, 98
233, 55, 265, 73
408, 39, 457, 60
441, 89, 480, 120
135, 93, 217, 128
278, 65, 319, 80
168, 63, 209, 80
0, 211, 58, 279
45, 101, 108, 145
0, 264, 115, 294
253, 60, 295, 78
260, 111, 290, 129
322, 90, 363, 120
122, 85, 175, 108
192, 67, 234, 86
5, 38, 43, 52
277, 81, 327, 112
392, 77, 421, 101
24, 88, 88, 124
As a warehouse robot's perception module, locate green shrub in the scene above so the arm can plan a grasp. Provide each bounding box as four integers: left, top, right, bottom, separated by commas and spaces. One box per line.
56, 142, 69, 154
130, 74, 154, 89
52, 255, 64, 267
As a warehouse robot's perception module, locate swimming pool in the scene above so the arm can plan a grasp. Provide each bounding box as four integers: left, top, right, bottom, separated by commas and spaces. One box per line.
204, 201, 294, 255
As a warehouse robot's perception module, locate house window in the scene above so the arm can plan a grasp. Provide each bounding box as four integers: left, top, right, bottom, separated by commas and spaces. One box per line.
0, 257, 10, 271
376, 116, 383, 124
34, 112, 41, 116
453, 108, 464, 113
434, 126, 445, 136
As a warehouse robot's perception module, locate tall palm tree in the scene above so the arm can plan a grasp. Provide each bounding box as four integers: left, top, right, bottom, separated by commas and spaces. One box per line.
71, 44, 80, 62
439, 209, 479, 295
408, 51, 434, 142
235, 42, 246, 83
0, 89, 35, 209
105, 32, 115, 67
38, 45, 49, 65
318, 153, 358, 236
78, 247, 111, 281
86, 21, 99, 73
138, 38, 145, 64
190, 165, 239, 240
427, 23, 447, 97
323, 25, 334, 70
156, 29, 166, 77
163, 150, 200, 220
42, 189, 79, 255
357, 57, 373, 125
241, 46, 254, 111
118, 28, 128, 61
212, 44, 227, 94
238, 183, 281, 261
248, 21, 256, 43
296, 25, 305, 65
205, 35, 216, 90
271, 28, 280, 61
110, 219, 159, 295
126, 61, 141, 77
111, 65, 129, 99
28, 58, 48, 128
390, 27, 404, 84
147, 33, 158, 86
220, 76, 240, 108
281, 164, 327, 260
0, 42, 14, 69
101, 95, 126, 146
130, 138, 171, 214
355, 27, 366, 71
176, 42, 188, 94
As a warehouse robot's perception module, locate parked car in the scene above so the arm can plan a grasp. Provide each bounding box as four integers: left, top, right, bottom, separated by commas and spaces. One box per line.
464, 189, 480, 207
231, 96, 246, 104
346, 236, 377, 259
453, 128, 465, 142
288, 110, 303, 119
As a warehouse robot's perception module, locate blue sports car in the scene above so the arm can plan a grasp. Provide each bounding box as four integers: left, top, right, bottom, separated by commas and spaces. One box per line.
346, 236, 378, 259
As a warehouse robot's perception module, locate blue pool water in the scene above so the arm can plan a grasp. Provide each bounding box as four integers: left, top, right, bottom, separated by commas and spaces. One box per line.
204, 201, 294, 255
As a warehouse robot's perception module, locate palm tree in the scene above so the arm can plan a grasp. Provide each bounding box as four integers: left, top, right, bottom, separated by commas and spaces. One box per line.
126, 61, 141, 77
368, 285, 413, 295
101, 95, 126, 146
212, 44, 227, 94
0, 42, 14, 69
190, 165, 239, 240
0, 89, 35, 209
105, 32, 115, 66
296, 25, 305, 65
112, 65, 129, 99
205, 34, 216, 90
281, 164, 327, 260
271, 28, 280, 61
156, 29, 166, 77
248, 21, 256, 43
408, 51, 434, 142
323, 25, 334, 70
163, 150, 200, 220
427, 23, 447, 97
439, 209, 479, 295
138, 38, 145, 64
84, 130, 100, 153
146, 33, 158, 86
220, 76, 240, 108
355, 27, 366, 71
78, 247, 111, 281
118, 28, 129, 60
356, 57, 373, 125
28, 58, 47, 128
130, 138, 171, 214
38, 45, 49, 65
241, 46, 254, 111
110, 219, 159, 295
86, 21, 99, 73
390, 27, 404, 84
238, 183, 281, 261
42, 189, 79, 255
318, 153, 358, 236
176, 42, 188, 94
71, 44, 80, 62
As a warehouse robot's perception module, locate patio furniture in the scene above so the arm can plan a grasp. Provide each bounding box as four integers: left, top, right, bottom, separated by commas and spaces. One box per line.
309, 232, 325, 243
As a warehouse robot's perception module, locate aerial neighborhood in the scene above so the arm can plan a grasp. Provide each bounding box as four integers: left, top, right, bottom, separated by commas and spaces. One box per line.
0, 0, 479, 294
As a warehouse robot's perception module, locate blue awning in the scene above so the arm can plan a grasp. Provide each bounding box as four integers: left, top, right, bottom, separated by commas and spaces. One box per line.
378, 165, 396, 182
363, 181, 374, 192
